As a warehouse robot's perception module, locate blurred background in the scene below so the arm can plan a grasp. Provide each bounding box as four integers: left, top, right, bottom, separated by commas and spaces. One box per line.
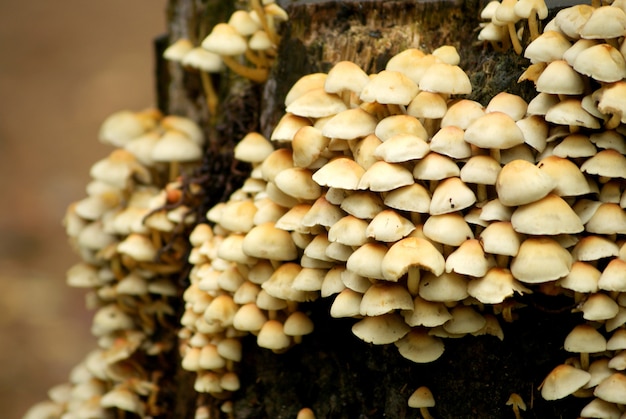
0, 1, 167, 416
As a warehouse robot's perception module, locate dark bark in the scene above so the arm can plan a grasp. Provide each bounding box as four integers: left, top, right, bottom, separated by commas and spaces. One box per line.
155, 1, 583, 418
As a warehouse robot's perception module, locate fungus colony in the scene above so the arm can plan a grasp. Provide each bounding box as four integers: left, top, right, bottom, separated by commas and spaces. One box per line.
23, 0, 626, 418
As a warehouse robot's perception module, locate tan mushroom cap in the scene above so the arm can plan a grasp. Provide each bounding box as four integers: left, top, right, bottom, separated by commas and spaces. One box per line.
360, 282, 414, 316
201, 23, 248, 56
486, 92, 528, 121
219, 200, 257, 233
443, 305, 486, 334
284, 311, 315, 338
374, 134, 430, 163
234, 132, 274, 164
594, 373, 626, 404
396, 331, 445, 364
321, 108, 378, 140
540, 364, 591, 401
579, 6, 626, 40
581, 149, 626, 179
598, 258, 626, 292
511, 194, 584, 235
285, 88, 348, 118
340, 191, 385, 219
597, 81, 626, 125
564, 324, 607, 355
413, 152, 461, 181
441, 99, 485, 129
346, 242, 388, 280
262, 263, 318, 302
242, 222, 298, 261
429, 177, 477, 215
545, 99, 600, 129
381, 237, 445, 281
423, 213, 474, 247
324, 60, 370, 96
467, 267, 530, 304
358, 161, 414, 192
366, 210, 415, 242
301, 196, 345, 229
274, 167, 322, 201
375, 115, 428, 142
479, 221, 522, 257
524, 30, 572, 64
360, 70, 419, 105
312, 157, 365, 190
385, 49, 433, 84
419, 63, 472, 94
328, 215, 369, 247
557, 261, 600, 293
383, 183, 431, 213
573, 44, 626, 83
460, 155, 501, 185
510, 237, 572, 284
429, 126, 472, 159
496, 159, 556, 206
330, 288, 362, 318
464, 111, 525, 150
536, 60, 585, 95
571, 235, 619, 262
270, 113, 312, 142
181, 48, 224, 73
291, 126, 330, 167
553, 4, 594, 39
257, 320, 291, 351
407, 91, 448, 119
418, 271, 469, 303
402, 296, 452, 327
537, 155, 594, 197
351, 313, 411, 344
581, 293, 619, 321
445, 239, 492, 277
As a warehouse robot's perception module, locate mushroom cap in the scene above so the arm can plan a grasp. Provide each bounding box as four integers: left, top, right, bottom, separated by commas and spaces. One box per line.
573, 44, 626, 83
464, 111, 525, 150
511, 194, 584, 235
510, 237, 572, 284
419, 63, 471, 94
443, 305, 486, 334
324, 60, 370, 95
201, 23, 248, 56
496, 159, 556, 206
374, 133, 430, 163
564, 324, 607, 354
366, 210, 415, 242
360, 282, 414, 316
257, 320, 291, 350
242, 222, 298, 261
579, 6, 626, 40
346, 242, 388, 280
284, 74, 327, 107
312, 157, 365, 190
594, 373, 626, 404
536, 60, 585, 95
524, 31, 572, 64
321, 108, 378, 140
234, 132, 274, 163
397, 332, 445, 364
429, 126, 472, 159
429, 177, 477, 215
358, 161, 414, 192
286, 88, 348, 118
360, 70, 419, 105
351, 313, 411, 344
418, 271, 469, 303
445, 238, 492, 277
383, 183, 431, 213
381, 237, 446, 281
541, 364, 591, 401
545, 99, 600, 129
423, 213, 474, 247
468, 267, 530, 304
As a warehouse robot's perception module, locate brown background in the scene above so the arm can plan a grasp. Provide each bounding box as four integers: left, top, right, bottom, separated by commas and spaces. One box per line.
0, 1, 167, 416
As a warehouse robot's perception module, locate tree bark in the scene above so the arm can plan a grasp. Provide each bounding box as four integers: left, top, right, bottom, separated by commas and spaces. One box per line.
156, 1, 584, 418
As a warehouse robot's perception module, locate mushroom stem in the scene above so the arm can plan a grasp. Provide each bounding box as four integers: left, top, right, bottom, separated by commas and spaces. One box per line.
476, 184, 487, 203
423, 118, 440, 139
386, 104, 405, 116
250, 0, 279, 45
420, 407, 434, 419
580, 352, 590, 370
605, 112, 622, 130
244, 48, 268, 69
169, 161, 180, 182
199, 71, 218, 117
527, 10, 540, 40
221, 55, 269, 83
407, 267, 421, 296
506, 23, 523, 55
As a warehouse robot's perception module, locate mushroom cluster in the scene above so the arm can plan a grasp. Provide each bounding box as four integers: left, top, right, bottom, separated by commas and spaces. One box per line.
163, 0, 287, 115
182, 23, 626, 411
478, 0, 549, 54
23, 109, 205, 418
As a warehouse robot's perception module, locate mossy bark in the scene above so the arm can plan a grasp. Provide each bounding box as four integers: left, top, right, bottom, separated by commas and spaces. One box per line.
156, 1, 582, 418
